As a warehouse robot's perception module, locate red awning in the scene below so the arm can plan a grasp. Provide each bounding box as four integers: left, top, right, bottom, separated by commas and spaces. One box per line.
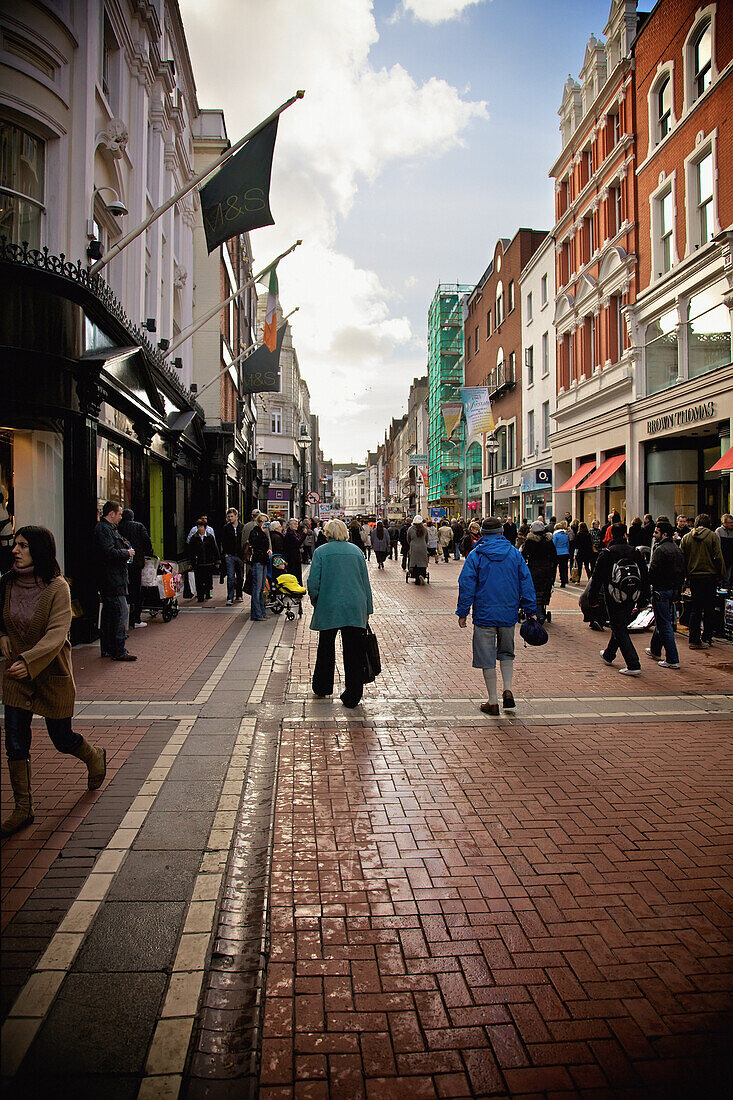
577, 453, 626, 490
708, 446, 733, 472
555, 460, 597, 493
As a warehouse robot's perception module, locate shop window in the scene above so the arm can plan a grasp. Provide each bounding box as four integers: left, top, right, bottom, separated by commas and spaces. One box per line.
645, 307, 678, 395
0, 120, 45, 248
687, 287, 731, 380
646, 448, 698, 522
97, 435, 132, 514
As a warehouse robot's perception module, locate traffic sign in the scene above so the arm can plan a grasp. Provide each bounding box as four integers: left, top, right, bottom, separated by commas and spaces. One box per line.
307, 490, 321, 504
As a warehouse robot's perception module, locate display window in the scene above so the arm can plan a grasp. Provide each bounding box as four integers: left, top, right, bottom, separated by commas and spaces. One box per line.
97, 435, 131, 515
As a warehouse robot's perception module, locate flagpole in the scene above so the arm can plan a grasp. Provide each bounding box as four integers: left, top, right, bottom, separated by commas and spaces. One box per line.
194, 307, 299, 400
89, 90, 305, 275
164, 242, 301, 358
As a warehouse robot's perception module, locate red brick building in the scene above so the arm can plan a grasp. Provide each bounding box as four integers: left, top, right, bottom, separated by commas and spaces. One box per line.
464, 229, 547, 517
627, 0, 732, 520
549, 0, 644, 525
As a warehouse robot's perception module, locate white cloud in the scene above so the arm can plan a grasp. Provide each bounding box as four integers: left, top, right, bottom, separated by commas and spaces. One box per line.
399, 0, 488, 24
178, 0, 487, 458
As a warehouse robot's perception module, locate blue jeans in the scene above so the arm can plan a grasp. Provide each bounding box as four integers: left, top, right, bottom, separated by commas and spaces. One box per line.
650, 589, 679, 664
250, 561, 267, 620
4, 704, 82, 762
225, 554, 244, 602
453, 542, 461, 560
100, 594, 128, 657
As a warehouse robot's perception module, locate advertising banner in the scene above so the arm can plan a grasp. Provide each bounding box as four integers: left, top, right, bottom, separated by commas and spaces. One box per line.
441, 402, 463, 439
459, 387, 495, 436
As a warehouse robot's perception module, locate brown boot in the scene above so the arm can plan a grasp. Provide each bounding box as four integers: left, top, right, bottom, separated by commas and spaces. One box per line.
71, 738, 107, 791
1, 759, 34, 837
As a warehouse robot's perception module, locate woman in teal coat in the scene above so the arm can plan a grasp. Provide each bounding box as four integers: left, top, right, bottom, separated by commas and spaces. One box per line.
307, 518, 373, 708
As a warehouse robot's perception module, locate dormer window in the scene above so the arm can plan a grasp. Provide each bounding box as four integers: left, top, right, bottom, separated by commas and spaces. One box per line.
693, 21, 712, 99
658, 77, 672, 139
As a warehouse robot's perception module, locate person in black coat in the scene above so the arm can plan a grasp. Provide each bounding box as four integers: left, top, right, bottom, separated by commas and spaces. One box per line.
94, 501, 136, 660
399, 520, 410, 569
647, 521, 685, 668
189, 519, 220, 602
573, 522, 594, 580
284, 519, 305, 583
589, 524, 649, 674
219, 508, 246, 605
521, 522, 557, 623
503, 518, 518, 545
119, 508, 154, 628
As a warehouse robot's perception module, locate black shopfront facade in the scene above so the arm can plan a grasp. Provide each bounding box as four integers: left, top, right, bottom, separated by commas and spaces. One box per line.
0, 240, 209, 642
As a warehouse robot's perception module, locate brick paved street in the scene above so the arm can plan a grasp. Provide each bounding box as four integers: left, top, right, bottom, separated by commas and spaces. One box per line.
2, 560, 732, 1098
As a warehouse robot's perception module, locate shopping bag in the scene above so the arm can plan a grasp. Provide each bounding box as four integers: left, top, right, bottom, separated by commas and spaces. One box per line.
157, 573, 175, 599
141, 557, 159, 587
243, 570, 253, 595
362, 624, 381, 683
570, 564, 579, 583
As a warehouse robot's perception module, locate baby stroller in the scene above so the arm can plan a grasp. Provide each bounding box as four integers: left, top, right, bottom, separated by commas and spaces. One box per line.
266, 572, 306, 620
405, 566, 429, 585
140, 559, 181, 624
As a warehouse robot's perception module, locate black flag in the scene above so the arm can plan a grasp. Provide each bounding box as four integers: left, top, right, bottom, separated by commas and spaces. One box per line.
199, 118, 278, 253
241, 324, 286, 393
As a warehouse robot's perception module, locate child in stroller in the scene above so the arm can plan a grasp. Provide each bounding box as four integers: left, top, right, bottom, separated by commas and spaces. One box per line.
267, 571, 306, 620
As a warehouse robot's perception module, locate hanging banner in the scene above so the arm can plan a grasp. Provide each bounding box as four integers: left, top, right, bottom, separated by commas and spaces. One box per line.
419, 467, 429, 489
200, 117, 278, 253
441, 401, 463, 439
241, 323, 286, 393
460, 387, 495, 436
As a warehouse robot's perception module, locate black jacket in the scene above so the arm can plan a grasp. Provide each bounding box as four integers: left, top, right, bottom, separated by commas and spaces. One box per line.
627, 524, 646, 548
648, 537, 685, 594
573, 530, 593, 558
503, 522, 518, 545
118, 519, 153, 566
94, 518, 131, 597
270, 530, 286, 558
189, 532, 219, 568
589, 541, 649, 618
522, 533, 557, 603
249, 525, 270, 566
284, 527, 304, 570
220, 522, 245, 558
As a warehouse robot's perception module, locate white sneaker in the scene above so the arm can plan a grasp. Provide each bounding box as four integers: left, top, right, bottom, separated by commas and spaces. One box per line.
135, 621, 147, 628
226, 600, 233, 606
658, 660, 680, 669
600, 650, 614, 666
644, 647, 658, 657
619, 667, 642, 676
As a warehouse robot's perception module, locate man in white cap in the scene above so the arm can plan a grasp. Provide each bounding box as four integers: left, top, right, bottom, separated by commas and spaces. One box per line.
456, 516, 537, 716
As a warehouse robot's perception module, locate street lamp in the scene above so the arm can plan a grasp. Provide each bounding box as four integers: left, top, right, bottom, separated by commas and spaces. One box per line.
485, 433, 499, 518
297, 425, 312, 518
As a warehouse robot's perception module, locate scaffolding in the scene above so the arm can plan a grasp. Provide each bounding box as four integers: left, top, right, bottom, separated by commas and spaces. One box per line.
427, 284, 472, 511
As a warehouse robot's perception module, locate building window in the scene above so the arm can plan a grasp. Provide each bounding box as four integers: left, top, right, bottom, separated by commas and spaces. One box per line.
508, 350, 516, 383
526, 293, 532, 321
508, 280, 515, 313
271, 459, 282, 480
542, 331, 549, 376
0, 121, 45, 248
527, 410, 535, 455
526, 345, 534, 386
687, 286, 731, 381
542, 401, 550, 450
584, 214, 594, 262
540, 274, 548, 307
687, 147, 715, 250
645, 307, 678, 395
495, 281, 504, 326
486, 308, 492, 337
653, 183, 676, 277
271, 409, 282, 434
658, 76, 672, 139
474, 326, 479, 355
610, 183, 622, 235
101, 13, 120, 112
693, 21, 712, 99
615, 296, 625, 361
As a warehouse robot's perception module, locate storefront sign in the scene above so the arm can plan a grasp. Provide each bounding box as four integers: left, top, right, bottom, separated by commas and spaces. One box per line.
408, 453, 428, 466
647, 401, 715, 435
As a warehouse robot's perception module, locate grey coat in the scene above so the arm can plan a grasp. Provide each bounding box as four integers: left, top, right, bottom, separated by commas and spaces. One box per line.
407, 525, 429, 568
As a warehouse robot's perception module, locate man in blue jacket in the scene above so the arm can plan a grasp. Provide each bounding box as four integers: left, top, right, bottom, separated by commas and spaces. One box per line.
456, 516, 538, 716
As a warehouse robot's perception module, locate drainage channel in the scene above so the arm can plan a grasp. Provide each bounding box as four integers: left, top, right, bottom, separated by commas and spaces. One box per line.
182, 717, 282, 1097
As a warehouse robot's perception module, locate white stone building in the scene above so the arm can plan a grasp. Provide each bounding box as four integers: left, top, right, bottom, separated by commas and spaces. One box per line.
519, 235, 556, 521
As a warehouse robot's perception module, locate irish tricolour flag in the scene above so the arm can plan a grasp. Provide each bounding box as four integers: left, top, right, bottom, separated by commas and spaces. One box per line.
263, 266, 278, 352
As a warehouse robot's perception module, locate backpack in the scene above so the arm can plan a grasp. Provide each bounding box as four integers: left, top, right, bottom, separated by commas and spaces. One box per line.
607, 554, 642, 606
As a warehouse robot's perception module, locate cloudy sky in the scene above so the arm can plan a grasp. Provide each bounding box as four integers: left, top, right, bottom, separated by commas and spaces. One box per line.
179, 0, 610, 461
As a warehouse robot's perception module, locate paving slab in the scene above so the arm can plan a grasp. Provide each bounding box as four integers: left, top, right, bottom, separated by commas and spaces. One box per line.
74, 901, 186, 971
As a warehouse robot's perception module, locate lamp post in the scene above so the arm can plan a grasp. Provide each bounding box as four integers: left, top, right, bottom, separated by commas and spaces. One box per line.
297, 426, 312, 518
485, 433, 499, 518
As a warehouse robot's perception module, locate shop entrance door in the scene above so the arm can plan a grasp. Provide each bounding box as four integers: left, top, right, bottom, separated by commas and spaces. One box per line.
149, 461, 164, 557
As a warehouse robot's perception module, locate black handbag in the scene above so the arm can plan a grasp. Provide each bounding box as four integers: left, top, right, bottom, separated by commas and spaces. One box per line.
243, 570, 253, 595
362, 623, 381, 683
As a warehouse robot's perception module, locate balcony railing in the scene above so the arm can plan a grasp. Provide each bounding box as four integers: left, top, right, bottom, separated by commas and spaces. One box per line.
488, 358, 516, 398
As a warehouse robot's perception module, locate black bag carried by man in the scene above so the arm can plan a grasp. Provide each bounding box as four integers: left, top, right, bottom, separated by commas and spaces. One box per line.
362, 624, 381, 683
